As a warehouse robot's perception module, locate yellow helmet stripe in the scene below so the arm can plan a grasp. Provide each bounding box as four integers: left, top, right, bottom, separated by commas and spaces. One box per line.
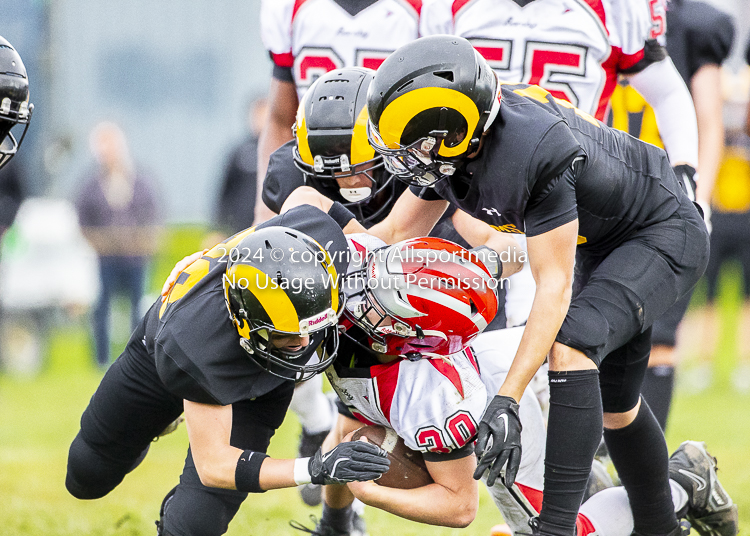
351, 104, 376, 165
296, 95, 314, 166
378, 87, 480, 158
227, 264, 300, 332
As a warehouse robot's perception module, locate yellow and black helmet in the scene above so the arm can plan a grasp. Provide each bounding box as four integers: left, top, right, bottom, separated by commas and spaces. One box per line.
294, 67, 400, 225
367, 36, 499, 187
223, 226, 342, 381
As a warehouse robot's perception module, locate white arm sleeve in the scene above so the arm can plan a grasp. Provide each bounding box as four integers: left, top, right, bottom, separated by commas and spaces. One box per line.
627, 57, 698, 169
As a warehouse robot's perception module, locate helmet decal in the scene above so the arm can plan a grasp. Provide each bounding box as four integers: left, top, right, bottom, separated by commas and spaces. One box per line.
350, 104, 376, 165
226, 263, 300, 332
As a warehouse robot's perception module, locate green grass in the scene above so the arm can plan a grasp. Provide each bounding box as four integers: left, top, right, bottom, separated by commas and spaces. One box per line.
1, 230, 748, 535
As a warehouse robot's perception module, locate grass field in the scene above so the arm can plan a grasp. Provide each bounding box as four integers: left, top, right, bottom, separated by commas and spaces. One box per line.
1, 229, 748, 535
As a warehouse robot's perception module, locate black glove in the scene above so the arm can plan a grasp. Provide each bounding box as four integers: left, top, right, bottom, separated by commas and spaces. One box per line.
309, 441, 391, 485
673, 164, 697, 202
473, 395, 522, 488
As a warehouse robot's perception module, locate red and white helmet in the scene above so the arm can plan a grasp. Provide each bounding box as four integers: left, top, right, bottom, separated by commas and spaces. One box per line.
343, 236, 499, 359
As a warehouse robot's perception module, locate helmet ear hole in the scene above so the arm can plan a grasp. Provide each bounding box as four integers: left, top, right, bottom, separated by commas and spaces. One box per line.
433, 71, 454, 83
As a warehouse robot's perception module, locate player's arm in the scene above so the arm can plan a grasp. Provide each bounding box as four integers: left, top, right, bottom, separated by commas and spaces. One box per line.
626, 57, 698, 169
691, 63, 724, 209
499, 218, 579, 402
368, 188, 449, 243
255, 77, 298, 224
279, 185, 369, 235
347, 454, 479, 528
452, 209, 525, 278
183, 400, 390, 492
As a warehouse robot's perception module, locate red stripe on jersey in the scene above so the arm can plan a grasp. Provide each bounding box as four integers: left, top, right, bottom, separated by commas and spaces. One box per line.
618, 49, 645, 71
582, 0, 606, 28
452, 0, 474, 19
399, 0, 423, 17
576, 514, 597, 536
271, 51, 294, 68
351, 409, 379, 426
292, 0, 312, 22
595, 47, 621, 120
428, 359, 464, 398
464, 346, 479, 375
371, 360, 401, 421
516, 482, 543, 513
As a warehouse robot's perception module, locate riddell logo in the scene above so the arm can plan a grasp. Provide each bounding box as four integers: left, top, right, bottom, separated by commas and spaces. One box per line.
308, 313, 328, 326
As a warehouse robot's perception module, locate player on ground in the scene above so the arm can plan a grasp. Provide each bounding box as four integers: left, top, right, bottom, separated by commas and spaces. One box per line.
359, 36, 712, 536
65, 205, 392, 536
292, 234, 734, 536
609, 0, 735, 429
420, 0, 700, 331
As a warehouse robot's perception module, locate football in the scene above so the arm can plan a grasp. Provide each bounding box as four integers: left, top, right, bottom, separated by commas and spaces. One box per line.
352, 425, 433, 489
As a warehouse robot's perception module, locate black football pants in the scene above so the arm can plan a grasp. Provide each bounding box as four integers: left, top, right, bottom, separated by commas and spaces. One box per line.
66, 319, 294, 536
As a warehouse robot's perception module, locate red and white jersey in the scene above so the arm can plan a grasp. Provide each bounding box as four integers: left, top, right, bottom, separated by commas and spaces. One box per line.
326, 346, 490, 454
261, 0, 422, 99
420, 0, 667, 120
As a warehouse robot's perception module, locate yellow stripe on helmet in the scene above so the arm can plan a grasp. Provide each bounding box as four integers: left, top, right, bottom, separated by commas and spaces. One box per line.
295, 94, 314, 166
378, 87, 480, 158
351, 104, 376, 165
227, 264, 300, 333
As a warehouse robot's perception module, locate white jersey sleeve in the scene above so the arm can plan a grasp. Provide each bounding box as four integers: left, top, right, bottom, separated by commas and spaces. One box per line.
260, 0, 295, 69
603, 0, 663, 60
420, 0, 453, 36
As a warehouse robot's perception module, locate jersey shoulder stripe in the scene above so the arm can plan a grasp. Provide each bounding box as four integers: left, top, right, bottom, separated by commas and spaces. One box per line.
397, 0, 423, 17
452, 0, 474, 19
581, 0, 605, 28
371, 361, 401, 421
292, 0, 314, 22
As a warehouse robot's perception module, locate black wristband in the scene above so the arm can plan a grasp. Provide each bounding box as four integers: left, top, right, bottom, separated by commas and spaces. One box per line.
235, 451, 269, 493
328, 201, 357, 229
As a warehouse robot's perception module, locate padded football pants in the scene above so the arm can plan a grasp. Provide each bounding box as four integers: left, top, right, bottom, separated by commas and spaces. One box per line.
66, 318, 294, 536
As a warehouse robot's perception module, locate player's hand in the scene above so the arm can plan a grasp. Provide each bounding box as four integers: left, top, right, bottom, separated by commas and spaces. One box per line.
673, 164, 697, 203
473, 395, 522, 488
309, 440, 390, 485
161, 249, 208, 299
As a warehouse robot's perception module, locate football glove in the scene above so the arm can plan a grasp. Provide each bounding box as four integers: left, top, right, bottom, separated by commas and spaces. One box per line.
473, 395, 522, 488
309, 441, 391, 485
673, 164, 697, 202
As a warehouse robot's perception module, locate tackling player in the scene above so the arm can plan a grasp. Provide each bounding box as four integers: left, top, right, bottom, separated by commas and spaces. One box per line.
65, 205, 392, 536
358, 36, 712, 536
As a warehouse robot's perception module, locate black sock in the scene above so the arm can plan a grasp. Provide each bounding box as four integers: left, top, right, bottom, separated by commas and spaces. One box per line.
603, 399, 677, 536
320, 503, 353, 533
640, 366, 674, 431
538, 370, 602, 536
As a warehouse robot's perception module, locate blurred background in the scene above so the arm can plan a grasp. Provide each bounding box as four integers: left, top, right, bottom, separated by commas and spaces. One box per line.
1, 0, 749, 535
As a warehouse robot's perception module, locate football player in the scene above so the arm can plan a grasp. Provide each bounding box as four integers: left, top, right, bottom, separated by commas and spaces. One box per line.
419, 0, 701, 335
65, 204, 392, 536
356, 36, 714, 536
297, 234, 733, 536
0, 35, 33, 240
609, 0, 735, 429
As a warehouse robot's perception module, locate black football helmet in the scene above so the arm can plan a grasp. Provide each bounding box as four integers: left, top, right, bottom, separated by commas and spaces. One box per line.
293, 67, 402, 225
366, 36, 499, 187
223, 227, 343, 381
0, 36, 32, 170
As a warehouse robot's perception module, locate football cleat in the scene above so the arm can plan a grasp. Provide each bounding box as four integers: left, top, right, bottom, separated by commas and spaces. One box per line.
289, 512, 367, 536
669, 441, 738, 536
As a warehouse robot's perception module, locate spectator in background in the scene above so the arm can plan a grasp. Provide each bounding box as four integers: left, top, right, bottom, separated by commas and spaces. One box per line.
75, 121, 161, 369
214, 97, 267, 235
0, 158, 24, 242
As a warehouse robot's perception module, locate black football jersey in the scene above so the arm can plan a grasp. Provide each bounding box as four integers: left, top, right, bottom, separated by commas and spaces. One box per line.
666, 0, 735, 85
143, 205, 350, 405
414, 83, 691, 254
